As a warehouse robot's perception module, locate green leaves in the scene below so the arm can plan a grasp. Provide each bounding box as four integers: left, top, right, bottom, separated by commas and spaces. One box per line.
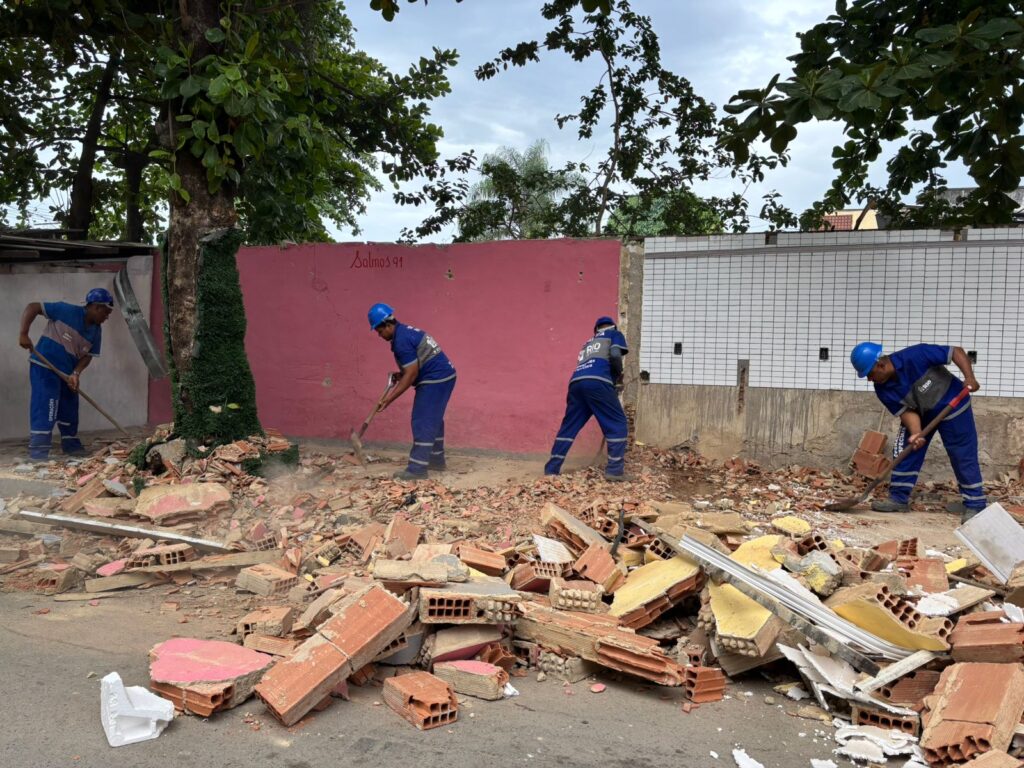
724, 0, 1024, 227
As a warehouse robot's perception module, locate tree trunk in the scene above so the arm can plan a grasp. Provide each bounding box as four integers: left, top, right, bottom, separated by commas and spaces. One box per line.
163, 0, 260, 443
67, 48, 120, 240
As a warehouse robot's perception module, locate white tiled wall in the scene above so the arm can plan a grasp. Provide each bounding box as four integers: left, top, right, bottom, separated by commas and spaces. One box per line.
640, 232, 1024, 397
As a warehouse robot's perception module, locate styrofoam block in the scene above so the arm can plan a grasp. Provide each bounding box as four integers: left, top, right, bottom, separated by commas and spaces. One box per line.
101, 672, 174, 747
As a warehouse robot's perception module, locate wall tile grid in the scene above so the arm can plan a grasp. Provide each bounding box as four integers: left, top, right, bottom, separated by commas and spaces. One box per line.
640, 235, 1024, 397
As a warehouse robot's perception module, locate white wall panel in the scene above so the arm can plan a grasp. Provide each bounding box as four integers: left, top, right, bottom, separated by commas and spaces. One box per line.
639, 231, 1024, 397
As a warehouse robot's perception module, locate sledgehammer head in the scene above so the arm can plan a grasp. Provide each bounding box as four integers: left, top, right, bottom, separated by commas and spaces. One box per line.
349, 429, 367, 465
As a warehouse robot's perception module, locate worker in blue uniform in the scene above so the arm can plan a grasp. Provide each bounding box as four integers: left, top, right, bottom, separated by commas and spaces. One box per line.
850, 341, 985, 522
18, 288, 115, 460
368, 303, 456, 481
545, 316, 629, 481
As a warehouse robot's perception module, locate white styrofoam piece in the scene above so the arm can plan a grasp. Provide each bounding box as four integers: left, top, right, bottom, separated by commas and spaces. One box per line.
1006, 603, 1024, 623
954, 502, 1024, 583
810, 760, 838, 768
732, 748, 766, 768
100, 672, 174, 747
915, 593, 960, 617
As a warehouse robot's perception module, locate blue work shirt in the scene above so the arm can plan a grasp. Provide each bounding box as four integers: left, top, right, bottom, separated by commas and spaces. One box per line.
569, 327, 628, 386
31, 301, 102, 375
391, 322, 455, 386
874, 344, 967, 420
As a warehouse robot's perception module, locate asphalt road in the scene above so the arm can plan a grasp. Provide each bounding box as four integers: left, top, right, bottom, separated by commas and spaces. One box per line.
0, 591, 850, 768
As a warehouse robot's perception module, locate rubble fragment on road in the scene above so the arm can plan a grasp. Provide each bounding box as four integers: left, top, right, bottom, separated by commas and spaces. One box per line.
3, 433, 1024, 765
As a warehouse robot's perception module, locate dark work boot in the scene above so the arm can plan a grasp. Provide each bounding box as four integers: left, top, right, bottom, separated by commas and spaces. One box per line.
945, 500, 967, 516
393, 469, 426, 482
960, 507, 984, 525
870, 498, 910, 513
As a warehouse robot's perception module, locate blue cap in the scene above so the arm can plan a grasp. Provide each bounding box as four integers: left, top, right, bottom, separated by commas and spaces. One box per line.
85, 288, 114, 307
594, 316, 616, 332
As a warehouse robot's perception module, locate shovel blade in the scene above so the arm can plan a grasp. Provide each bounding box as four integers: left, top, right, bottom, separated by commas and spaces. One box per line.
824, 496, 864, 512
349, 429, 366, 465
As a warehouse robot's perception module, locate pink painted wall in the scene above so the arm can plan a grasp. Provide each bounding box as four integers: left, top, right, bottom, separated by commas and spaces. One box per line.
150, 239, 621, 454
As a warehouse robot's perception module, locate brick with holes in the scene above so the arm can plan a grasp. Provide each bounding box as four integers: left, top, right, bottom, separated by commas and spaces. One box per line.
418, 582, 521, 624
383, 672, 458, 730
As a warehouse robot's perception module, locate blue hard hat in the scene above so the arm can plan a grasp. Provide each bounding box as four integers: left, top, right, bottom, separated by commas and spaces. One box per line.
368, 302, 395, 330
85, 287, 114, 307
594, 316, 616, 332
850, 341, 883, 378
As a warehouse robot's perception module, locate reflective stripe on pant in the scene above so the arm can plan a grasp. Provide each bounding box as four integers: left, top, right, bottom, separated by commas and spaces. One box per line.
29, 363, 81, 458
888, 404, 986, 510
544, 379, 628, 476
407, 377, 455, 475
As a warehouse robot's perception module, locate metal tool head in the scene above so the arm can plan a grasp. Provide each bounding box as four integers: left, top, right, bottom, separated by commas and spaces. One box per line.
349, 428, 366, 465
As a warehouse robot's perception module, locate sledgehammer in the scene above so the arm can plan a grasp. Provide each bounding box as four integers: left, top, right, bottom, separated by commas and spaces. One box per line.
350, 374, 396, 465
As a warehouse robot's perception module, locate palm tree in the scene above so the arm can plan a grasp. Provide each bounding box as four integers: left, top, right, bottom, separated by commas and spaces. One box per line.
457, 140, 586, 241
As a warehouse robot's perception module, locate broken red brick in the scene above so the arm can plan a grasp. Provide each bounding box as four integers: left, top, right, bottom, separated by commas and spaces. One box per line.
255, 584, 412, 726
683, 665, 727, 703
433, 660, 509, 700
457, 544, 506, 576
950, 611, 1024, 663
898, 556, 950, 594
235, 563, 299, 597
858, 430, 888, 455
573, 543, 625, 593
237, 606, 294, 639
149, 638, 274, 717
382, 672, 458, 730
921, 662, 1024, 766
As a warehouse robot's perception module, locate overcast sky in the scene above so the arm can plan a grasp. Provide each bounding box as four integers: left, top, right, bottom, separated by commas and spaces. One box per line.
339, 0, 970, 242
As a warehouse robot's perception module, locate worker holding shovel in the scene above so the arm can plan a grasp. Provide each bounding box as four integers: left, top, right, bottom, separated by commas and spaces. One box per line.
368, 302, 456, 481
18, 288, 115, 460
849, 342, 985, 522
544, 316, 629, 481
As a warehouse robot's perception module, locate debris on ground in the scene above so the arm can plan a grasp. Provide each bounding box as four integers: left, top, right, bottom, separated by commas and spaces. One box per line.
4, 433, 1024, 766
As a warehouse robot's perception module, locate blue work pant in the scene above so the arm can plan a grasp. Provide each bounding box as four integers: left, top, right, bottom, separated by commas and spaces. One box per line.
407, 377, 456, 475
29, 363, 82, 458
545, 379, 628, 476
888, 405, 986, 511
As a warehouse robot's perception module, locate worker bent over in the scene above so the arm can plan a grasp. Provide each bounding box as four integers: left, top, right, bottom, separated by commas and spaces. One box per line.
368, 302, 456, 481
850, 341, 985, 523
545, 316, 629, 481
19, 289, 114, 460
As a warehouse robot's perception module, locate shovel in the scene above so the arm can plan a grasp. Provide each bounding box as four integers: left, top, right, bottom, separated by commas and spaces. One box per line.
30, 346, 130, 438
825, 387, 971, 512
350, 374, 396, 465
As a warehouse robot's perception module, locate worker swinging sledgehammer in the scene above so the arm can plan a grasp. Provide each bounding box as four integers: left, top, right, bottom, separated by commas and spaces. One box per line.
18, 289, 115, 460
544, 316, 629, 481
368, 303, 457, 481
849, 341, 986, 523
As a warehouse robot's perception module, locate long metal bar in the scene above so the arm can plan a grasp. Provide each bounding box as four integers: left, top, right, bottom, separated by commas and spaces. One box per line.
18, 509, 231, 552
678, 535, 910, 660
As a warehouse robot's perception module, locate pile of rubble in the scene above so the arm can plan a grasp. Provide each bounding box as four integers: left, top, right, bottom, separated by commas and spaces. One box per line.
4, 437, 1024, 766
